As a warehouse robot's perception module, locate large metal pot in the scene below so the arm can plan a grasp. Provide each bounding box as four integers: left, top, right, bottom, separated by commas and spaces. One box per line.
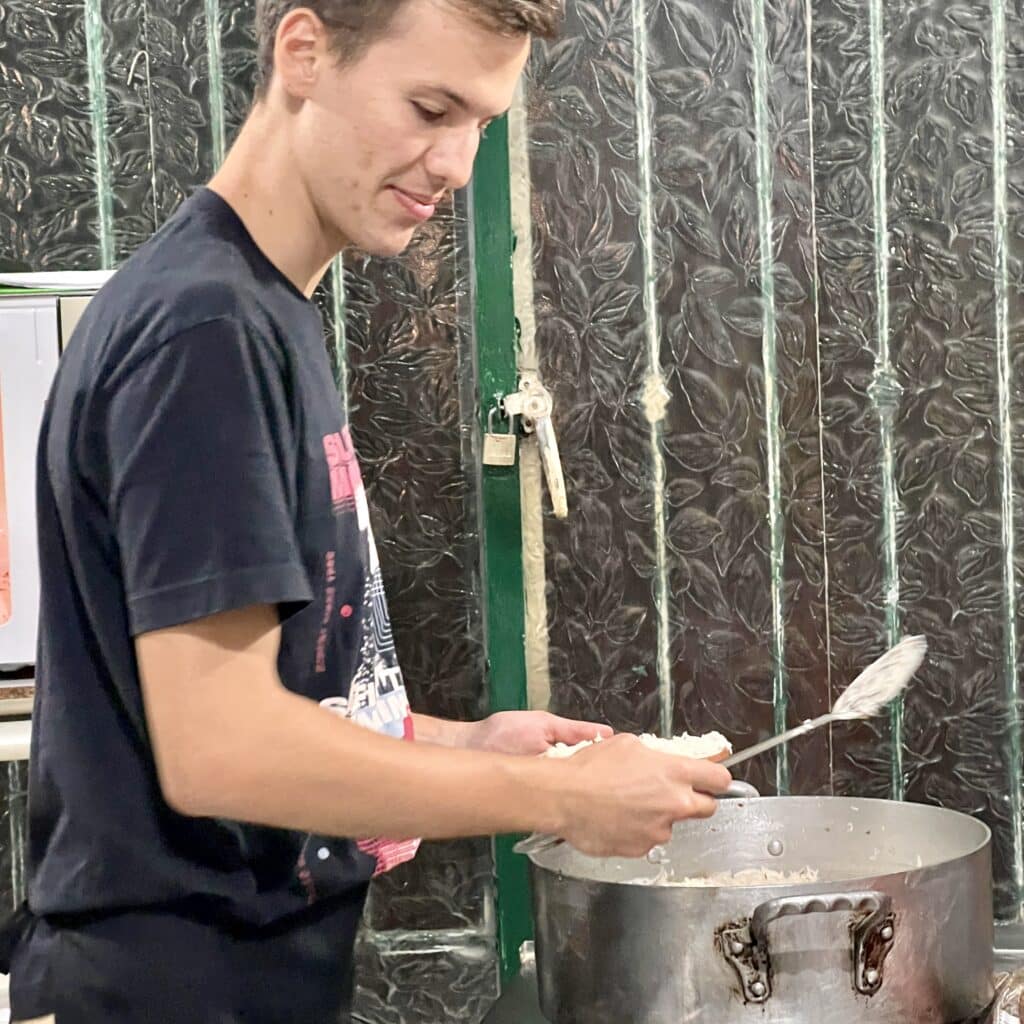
525, 796, 994, 1023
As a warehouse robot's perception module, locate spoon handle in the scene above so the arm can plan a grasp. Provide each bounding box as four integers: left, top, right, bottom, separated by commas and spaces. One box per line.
722, 714, 834, 769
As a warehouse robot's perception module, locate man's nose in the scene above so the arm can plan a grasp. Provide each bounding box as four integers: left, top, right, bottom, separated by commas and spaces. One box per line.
424, 128, 482, 193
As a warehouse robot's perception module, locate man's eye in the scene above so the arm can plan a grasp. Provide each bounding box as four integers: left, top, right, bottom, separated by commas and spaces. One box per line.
413, 102, 445, 122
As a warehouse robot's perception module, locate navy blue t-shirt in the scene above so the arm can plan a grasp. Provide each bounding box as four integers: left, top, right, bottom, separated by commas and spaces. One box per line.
26, 188, 418, 932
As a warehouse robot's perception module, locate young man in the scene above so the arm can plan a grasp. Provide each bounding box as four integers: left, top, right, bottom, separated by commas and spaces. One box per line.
5, 2, 731, 1021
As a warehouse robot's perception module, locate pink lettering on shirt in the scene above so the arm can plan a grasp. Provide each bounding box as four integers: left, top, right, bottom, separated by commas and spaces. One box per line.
322, 427, 363, 511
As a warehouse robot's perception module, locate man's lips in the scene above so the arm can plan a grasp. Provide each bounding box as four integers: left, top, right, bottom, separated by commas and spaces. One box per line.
390, 187, 439, 222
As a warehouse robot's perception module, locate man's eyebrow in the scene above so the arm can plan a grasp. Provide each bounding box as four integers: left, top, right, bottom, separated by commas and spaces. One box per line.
431, 86, 508, 120
438, 87, 471, 112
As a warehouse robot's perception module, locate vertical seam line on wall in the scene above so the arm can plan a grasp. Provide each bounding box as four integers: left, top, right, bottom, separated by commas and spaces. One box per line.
867, 0, 904, 801
802, 0, 835, 792
7, 763, 24, 907
139, 4, 160, 234
629, 0, 672, 736
991, 0, 1024, 911
204, 0, 226, 167
84, 0, 114, 268
749, 0, 789, 792
452, 191, 491, 727
331, 256, 350, 418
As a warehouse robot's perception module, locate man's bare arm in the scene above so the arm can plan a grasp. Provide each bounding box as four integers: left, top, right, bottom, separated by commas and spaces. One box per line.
136, 604, 732, 856
137, 605, 565, 839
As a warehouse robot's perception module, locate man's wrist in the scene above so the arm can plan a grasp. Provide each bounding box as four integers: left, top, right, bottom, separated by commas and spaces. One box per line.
510, 754, 572, 835
412, 713, 478, 749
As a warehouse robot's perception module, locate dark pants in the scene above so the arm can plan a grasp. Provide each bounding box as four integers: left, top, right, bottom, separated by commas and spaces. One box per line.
5, 895, 364, 1024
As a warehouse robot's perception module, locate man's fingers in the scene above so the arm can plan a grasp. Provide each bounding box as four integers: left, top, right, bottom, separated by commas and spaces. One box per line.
685, 792, 720, 819
547, 715, 613, 745
672, 755, 732, 795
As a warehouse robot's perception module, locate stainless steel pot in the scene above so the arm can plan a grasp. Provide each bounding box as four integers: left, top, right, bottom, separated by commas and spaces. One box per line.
525, 796, 994, 1023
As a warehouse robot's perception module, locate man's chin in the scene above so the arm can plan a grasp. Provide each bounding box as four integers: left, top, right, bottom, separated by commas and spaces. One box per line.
350, 226, 419, 259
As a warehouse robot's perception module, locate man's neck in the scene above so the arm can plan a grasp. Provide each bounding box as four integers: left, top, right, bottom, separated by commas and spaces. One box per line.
207, 104, 342, 298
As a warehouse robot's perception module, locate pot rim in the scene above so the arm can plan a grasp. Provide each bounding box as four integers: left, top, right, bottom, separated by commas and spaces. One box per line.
527, 795, 993, 889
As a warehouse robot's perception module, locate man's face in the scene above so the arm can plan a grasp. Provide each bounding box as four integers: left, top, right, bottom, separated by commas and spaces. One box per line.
292, 0, 531, 257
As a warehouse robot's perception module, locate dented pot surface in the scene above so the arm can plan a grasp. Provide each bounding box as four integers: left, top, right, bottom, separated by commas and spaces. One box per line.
527, 797, 994, 1024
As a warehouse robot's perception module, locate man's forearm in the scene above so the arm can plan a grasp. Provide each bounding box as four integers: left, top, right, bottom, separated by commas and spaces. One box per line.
138, 609, 570, 840
170, 688, 566, 839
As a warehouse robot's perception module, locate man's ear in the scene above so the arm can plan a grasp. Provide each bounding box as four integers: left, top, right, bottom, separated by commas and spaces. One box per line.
273, 8, 331, 99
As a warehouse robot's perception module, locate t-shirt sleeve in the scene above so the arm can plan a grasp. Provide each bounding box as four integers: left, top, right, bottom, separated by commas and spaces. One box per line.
106, 316, 314, 636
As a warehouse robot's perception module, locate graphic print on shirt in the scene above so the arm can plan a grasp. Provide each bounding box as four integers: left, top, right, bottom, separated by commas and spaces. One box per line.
297, 426, 420, 900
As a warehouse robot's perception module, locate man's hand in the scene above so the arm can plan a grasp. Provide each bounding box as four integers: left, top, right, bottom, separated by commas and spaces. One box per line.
555, 734, 733, 857
464, 710, 612, 756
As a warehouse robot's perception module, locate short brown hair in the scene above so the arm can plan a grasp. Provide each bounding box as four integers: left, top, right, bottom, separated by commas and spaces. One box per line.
255, 0, 562, 94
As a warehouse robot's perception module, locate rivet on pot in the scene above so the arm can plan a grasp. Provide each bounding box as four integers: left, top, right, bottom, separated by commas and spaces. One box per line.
729, 940, 745, 956
750, 981, 767, 998
880, 925, 894, 942
767, 839, 784, 857
865, 968, 880, 987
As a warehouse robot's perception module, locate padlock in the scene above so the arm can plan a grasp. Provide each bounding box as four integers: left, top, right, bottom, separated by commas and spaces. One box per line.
483, 407, 517, 467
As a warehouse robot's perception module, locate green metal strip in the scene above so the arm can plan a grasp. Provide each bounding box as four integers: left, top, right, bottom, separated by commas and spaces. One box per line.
867, 0, 905, 799
84, 0, 114, 268
204, 0, 226, 167
627, 0, 673, 739
330, 255, 350, 415
748, 0, 789, 794
991, 0, 1024, 905
471, 116, 533, 982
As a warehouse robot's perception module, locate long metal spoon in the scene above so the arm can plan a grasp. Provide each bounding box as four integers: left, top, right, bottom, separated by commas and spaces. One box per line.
514, 636, 927, 859
723, 635, 928, 769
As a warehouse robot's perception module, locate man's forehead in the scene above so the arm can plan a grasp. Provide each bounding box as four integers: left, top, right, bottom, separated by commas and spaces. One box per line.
354, 0, 531, 115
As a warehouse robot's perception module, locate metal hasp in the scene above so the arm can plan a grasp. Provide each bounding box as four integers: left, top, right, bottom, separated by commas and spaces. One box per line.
502, 374, 568, 519
718, 890, 896, 1004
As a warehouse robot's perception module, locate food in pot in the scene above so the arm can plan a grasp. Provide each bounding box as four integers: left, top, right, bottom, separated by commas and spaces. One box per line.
660, 865, 820, 887
546, 730, 732, 761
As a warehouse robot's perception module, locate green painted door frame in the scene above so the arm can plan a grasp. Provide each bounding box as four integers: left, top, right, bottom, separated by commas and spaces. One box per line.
470, 117, 534, 982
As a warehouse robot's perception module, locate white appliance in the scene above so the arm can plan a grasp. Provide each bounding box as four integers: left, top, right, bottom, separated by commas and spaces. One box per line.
0, 274, 110, 668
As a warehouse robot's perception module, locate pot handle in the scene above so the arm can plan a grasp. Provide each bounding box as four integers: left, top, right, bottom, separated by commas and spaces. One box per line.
718, 890, 896, 1004
720, 780, 760, 801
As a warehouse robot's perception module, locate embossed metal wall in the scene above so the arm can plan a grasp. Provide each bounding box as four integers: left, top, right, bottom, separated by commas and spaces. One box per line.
4, 1, 1024, 1020
523, 0, 1024, 922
